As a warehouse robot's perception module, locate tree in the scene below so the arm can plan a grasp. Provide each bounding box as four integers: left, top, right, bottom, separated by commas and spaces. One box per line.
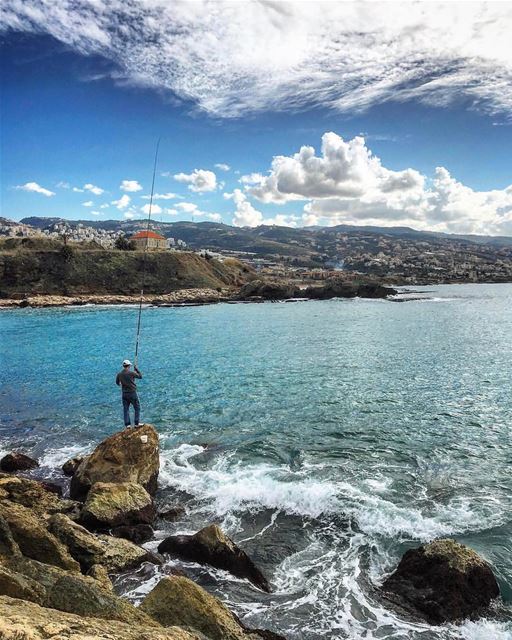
115, 235, 136, 251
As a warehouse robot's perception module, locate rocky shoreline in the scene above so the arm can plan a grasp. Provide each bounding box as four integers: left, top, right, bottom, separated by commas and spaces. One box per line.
0, 425, 504, 638
0, 279, 397, 308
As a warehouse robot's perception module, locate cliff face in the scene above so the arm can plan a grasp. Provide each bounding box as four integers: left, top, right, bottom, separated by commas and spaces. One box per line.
0, 247, 251, 297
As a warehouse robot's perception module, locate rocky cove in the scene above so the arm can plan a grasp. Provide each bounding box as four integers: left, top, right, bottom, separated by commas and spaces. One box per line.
0, 424, 503, 639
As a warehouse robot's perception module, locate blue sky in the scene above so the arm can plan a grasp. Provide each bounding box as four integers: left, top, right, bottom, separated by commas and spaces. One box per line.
1, 1, 512, 234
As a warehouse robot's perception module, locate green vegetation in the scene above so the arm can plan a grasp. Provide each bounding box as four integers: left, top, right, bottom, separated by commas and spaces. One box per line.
0, 239, 249, 297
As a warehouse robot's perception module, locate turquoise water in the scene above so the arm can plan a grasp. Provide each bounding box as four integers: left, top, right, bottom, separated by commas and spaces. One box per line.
1, 283, 512, 639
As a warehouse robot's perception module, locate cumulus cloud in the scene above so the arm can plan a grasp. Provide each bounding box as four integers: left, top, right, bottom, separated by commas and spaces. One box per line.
83, 183, 104, 195
120, 180, 142, 192
82, 200, 94, 207
111, 194, 131, 210
225, 189, 263, 228
141, 203, 162, 215
1, 2, 511, 119
215, 163, 230, 172
72, 187, 84, 193
174, 169, 217, 192
15, 182, 55, 197
250, 131, 512, 234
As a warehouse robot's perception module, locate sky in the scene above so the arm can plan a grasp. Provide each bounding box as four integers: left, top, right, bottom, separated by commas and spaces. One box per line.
1, 0, 512, 235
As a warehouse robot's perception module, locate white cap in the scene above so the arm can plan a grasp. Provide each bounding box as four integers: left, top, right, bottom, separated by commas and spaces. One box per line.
122, 359, 132, 366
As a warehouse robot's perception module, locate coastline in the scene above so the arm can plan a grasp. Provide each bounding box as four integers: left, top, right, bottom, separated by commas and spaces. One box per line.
0, 288, 235, 308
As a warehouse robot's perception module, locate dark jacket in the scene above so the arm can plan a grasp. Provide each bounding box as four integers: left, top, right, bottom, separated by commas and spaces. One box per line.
116, 368, 142, 394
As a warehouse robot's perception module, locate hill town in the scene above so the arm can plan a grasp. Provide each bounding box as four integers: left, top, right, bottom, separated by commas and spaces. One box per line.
2, 215, 512, 285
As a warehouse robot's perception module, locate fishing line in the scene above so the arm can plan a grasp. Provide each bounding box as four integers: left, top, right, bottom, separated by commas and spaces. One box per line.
134, 137, 161, 366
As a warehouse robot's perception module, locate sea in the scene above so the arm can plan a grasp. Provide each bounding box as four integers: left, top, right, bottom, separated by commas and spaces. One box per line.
1, 282, 511, 639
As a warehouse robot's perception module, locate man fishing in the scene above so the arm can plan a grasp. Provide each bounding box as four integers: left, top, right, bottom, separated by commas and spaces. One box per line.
116, 359, 142, 427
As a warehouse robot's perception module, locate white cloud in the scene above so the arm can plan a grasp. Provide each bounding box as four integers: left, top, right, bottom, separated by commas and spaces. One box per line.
99, 203, 109, 209
174, 169, 217, 192
72, 187, 84, 193
141, 203, 163, 215
120, 180, 143, 192
112, 194, 131, 210
225, 189, 263, 228
141, 192, 178, 200
123, 212, 137, 219
14, 182, 55, 197
251, 131, 512, 234
82, 200, 94, 207
175, 201, 221, 222
91, 210, 101, 216
2, 2, 511, 119
83, 183, 104, 195
215, 163, 230, 172
56, 181, 70, 189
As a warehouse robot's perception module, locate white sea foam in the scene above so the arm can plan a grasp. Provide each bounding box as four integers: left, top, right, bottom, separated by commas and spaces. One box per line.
39, 443, 91, 470
456, 619, 512, 640
159, 445, 341, 518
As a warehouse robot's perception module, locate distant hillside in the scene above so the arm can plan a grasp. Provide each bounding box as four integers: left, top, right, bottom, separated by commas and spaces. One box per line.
0, 240, 251, 296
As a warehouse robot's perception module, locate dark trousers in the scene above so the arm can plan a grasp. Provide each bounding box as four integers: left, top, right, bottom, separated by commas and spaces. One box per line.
122, 392, 140, 426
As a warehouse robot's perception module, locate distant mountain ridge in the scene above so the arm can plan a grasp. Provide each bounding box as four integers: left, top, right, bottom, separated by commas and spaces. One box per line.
17, 216, 512, 248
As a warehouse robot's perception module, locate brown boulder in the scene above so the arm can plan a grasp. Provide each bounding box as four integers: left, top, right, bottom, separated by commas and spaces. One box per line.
0, 502, 79, 572
70, 424, 159, 500
62, 455, 85, 477
112, 523, 154, 544
382, 538, 500, 623
96, 533, 161, 572
48, 513, 106, 572
0, 473, 78, 517
0, 595, 202, 640
80, 481, 156, 530
0, 452, 38, 472
158, 524, 270, 592
140, 575, 249, 640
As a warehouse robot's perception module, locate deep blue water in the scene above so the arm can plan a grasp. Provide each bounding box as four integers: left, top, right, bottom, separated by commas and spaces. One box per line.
1, 283, 512, 639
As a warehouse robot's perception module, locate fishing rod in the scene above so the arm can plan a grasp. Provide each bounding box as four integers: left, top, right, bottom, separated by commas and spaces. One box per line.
134, 137, 161, 367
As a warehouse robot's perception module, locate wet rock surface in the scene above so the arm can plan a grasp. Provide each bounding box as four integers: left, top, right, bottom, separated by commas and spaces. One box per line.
158, 523, 271, 592
382, 538, 500, 623
0, 452, 39, 472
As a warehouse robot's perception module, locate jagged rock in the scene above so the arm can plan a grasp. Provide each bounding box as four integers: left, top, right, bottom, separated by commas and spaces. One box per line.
0, 514, 21, 558
112, 523, 154, 544
0, 595, 202, 640
80, 481, 156, 530
159, 505, 187, 521
38, 480, 63, 496
86, 563, 113, 591
158, 524, 271, 592
0, 452, 38, 472
0, 473, 78, 517
237, 280, 297, 301
0, 502, 80, 572
0, 565, 46, 604
70, 424, 159, 501
46, 573, 156, 626
48, 512, 157, 573
48, 513, 106, 572
382, 538, 500, 623
140, 575, 250, 640
62, 455, 85, 477
96, 534, 161, 572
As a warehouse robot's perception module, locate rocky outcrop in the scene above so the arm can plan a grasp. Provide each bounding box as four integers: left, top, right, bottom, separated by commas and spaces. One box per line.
48, 512, 157, 572
0, 473, 78, 517
237, 280, 297, 301
0, 452, 38, 472
382, 539, 500, 623
62, 455, 85, 477
0, 502, 79, 572
141, 575, 251, 640
0, 595, 202, 640
80, 481, 156, 529
158, 524, 271, 592
96, 533, 161, 572
159, 505, 187, 521
70, 424, 159, 500
304, 279, 396, 300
